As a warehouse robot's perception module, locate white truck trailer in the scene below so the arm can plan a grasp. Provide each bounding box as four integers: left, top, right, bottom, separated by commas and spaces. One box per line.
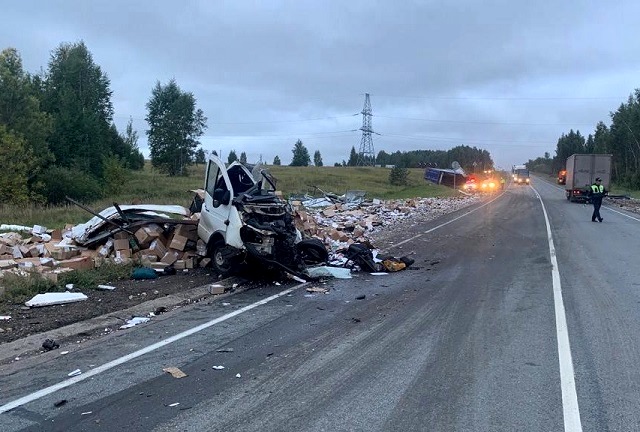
565, 154, 612, 202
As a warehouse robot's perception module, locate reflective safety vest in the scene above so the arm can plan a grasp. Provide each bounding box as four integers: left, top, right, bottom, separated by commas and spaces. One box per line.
591, 184, 604, 193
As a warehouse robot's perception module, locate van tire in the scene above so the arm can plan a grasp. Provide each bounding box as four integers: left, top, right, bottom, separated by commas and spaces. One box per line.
210, 241, 237, 276
296, 239, 329, 265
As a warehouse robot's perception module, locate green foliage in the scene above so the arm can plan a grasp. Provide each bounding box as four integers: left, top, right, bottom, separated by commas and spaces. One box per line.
273, 155, 281, 165
389, 165, 409, 185
313, 150, 323, 167
145, 79, 207, 176
195, 148, 206, 164
240, 151, 247, 163
290, 139, 311, 166
102, 155, 128, 195
41, 165, 103, 204
0, 271, 57, 303
121, 118, 144, 170
0, 48, 53, 197
43, 41, 114, 179
347, 146, 358, 166
0, 125, 33, 204
227, 150, 238, 164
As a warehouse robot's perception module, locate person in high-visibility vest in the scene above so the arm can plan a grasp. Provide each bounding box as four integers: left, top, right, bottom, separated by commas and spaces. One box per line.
588, 177, 607, 222
500, 177, 506, 190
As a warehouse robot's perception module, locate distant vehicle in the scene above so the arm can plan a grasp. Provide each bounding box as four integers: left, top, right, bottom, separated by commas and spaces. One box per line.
480, 178, 498, 192
514, 169, 530, 185
557, 170, 567, 185
463, 178, 478, 192
565, 154, 612, 202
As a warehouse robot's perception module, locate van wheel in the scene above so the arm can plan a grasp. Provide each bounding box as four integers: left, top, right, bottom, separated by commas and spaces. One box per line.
296, 239, 329, 265
211, 241, 236, 276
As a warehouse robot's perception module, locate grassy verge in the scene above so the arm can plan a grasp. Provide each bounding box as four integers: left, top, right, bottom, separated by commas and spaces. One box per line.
0, 262, 135, 305
0, 165, 455, 229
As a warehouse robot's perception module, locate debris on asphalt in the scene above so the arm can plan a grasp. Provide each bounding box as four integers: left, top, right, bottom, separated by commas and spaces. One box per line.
60, 351, 69, 355
0, 315, 10, 320
119, 317, 150, 329
355, 295, 366, 300
68, 369, 82, 377
235, 373, 241, 378
96, 284, 116, 291
163, 367, 188, 378
305, 266, 351, 279
42, 339, 60, 351
208, 284, 225, 295
54, 399, 68, 407
168, 403, 180, 407
25, 292, 88, 307
212, 365, 225, 370
216, 348, 234, 353
81, 411, 93, 415
306, 287, 329, 294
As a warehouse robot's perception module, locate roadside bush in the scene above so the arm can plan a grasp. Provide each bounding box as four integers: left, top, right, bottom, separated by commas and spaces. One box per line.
41, 166, 104, 205
102, 155, 128, 195
389, 166, 409, 185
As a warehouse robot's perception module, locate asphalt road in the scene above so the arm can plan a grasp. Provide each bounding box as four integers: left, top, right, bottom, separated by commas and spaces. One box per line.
1, 178, 640, 431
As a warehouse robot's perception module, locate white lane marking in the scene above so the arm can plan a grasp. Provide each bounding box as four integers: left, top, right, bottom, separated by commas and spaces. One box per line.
532, 187, 583, 432
389, 192, 505, 249
0, 284, 304, 414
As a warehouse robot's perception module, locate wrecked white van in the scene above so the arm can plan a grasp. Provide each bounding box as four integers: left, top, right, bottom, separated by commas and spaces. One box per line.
196, 156, 326, 277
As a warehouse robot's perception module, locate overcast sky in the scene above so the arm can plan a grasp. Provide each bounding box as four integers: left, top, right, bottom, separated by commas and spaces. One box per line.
3, 0, 640, 170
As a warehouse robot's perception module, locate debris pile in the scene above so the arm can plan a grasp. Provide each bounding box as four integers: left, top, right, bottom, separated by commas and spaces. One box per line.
291, 195, 480, 255
0, 204, 207, 282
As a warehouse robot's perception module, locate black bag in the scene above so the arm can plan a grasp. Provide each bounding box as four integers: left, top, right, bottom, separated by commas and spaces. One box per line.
345, 243, 378, 272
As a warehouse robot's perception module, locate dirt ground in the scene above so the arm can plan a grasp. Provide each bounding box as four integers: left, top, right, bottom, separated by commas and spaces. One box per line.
0, 268, 222, 345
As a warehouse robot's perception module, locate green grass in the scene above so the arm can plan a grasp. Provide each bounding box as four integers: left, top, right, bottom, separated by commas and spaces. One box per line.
0, 165, 455, 229
0, 262, 135, 304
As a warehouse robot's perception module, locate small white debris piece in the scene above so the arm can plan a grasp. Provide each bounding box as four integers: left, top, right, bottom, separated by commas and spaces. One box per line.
306, 266, 351, 279
81, 411, 92, 415
0, 315, 11, 320
96, 284, 116, 291
163, 367, 187, 378
235, 373, 241, 378
168, 403, 180, 407
222, 302, 231, 306
119, 317, 150, 329
32, 224, 47, 235
212, 365, 225, 370
290, 275, 307, 283
232, 283, 238, 288
68, 369, 82, 377
370, 272, 388, 276
60, 351, 69, 355
65, 284, 74, 290
26, 293, 88, 307
274, 282, 281, 286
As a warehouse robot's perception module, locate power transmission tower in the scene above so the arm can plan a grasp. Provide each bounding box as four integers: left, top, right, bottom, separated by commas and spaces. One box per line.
357, 93, 375, 166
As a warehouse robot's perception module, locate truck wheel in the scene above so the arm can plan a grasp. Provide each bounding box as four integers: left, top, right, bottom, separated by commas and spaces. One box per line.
210, 241, 236, 276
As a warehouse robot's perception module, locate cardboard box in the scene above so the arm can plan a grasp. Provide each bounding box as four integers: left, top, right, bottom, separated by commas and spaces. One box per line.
51, 248, 81, 260
135, 228, 153, 248
41, 267, 74, 283
175, 224, 199, 241
113, 238, 130, 251
149, 239, 167, 259
50, 229, 62, 241
149, 261, 169, 270
58, 256, 94, 271
168, 234, 188, 251
113, 231, 129, 240
173, 259, 186, 270
160, 251, 179, 265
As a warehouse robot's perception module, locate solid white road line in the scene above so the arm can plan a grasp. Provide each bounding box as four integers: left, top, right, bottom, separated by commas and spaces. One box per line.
532, 187, 583, 432
0, 284, 304, 415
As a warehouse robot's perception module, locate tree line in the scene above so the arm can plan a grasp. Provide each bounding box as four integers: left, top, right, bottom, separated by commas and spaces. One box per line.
0, 42, 209, 205
526, 89, 640, 189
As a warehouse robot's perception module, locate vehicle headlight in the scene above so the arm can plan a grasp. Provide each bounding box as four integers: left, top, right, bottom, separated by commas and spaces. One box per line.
489, 182, 495, 188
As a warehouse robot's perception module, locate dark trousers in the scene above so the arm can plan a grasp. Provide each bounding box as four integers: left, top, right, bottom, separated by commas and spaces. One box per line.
591, 199, 602, 221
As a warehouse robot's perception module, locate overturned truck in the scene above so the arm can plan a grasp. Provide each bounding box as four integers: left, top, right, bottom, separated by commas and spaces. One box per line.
196, 156, 327, 277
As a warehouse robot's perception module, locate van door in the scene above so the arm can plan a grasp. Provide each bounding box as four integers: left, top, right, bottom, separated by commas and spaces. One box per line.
198, 156, 234, 246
